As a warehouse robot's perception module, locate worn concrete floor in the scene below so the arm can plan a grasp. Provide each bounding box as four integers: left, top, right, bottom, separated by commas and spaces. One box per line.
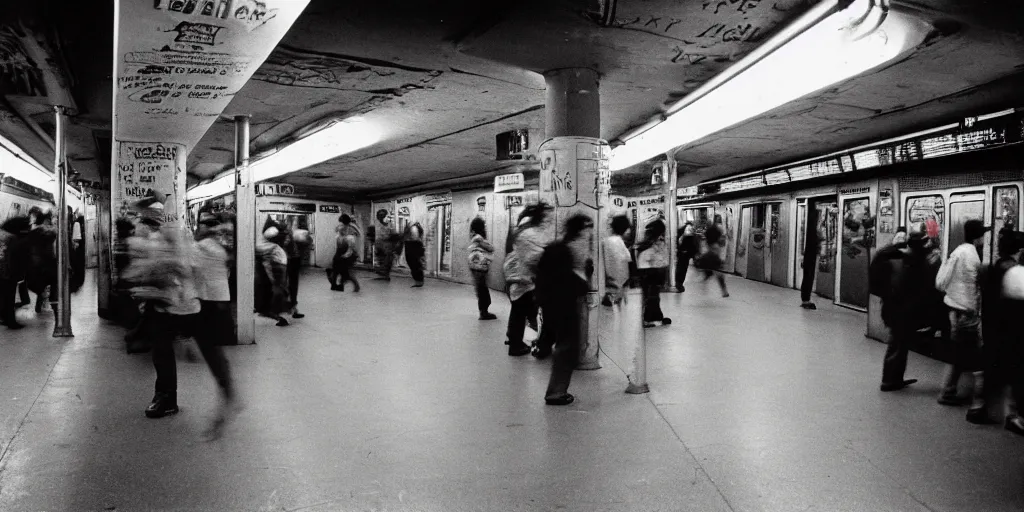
0, 269, 1022, 511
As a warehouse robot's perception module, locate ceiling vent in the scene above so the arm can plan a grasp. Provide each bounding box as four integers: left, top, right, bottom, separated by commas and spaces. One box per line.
496, 129, 528, 161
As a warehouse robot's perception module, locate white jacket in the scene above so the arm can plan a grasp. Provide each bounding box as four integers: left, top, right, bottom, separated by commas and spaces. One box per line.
935, 243, 981, 312
1003, 266, 1024, 300
602, 235, 631, 287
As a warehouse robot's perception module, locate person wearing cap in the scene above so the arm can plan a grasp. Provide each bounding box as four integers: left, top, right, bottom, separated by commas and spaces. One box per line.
872, 223, 941, 391
935, 218, 990, 421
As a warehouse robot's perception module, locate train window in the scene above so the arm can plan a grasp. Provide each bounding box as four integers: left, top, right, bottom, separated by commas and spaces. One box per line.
906, 195, 944, 251
991, 185, 1019, 260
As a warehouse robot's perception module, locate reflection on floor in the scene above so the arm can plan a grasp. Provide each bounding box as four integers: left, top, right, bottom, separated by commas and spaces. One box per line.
0, 269, 1022, 511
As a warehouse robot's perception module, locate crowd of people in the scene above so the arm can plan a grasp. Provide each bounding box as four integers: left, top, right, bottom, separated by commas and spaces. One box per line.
0, 206, 85, 330
871, 220, 1024, 435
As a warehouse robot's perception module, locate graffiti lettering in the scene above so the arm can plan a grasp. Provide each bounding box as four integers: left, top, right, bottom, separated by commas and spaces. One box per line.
550, 171, 574, 192
133, 144, 178, 161
154, 0, 277, 30
671, 46, 708, 65
697, 23, 762, 43
703, 0, 762, 15
171, 21, 223, 46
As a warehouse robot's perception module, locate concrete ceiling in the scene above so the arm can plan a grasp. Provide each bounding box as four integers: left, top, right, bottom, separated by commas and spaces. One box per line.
3, 0, 1024, 196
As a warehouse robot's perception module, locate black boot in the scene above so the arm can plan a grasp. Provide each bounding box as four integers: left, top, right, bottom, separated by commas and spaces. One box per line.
145, 393, 179, 419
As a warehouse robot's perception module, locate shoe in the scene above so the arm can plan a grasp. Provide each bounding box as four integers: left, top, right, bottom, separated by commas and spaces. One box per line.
292, 312, 305, 319
601, 296, 613, 307
532, 346, 551, 360
967, 408, 998, 425
937, 395, 961, 406
679, 285, 685, 292
353, 284, 360, 292
508, 343, 531, 356
661, 317, 672, 326
545, 394, 575, 406
412, 282, 424, 288
275, 318, 289, 327
331, 285, 343, 291
800, 302, 817, 310
722, 292, 730, 298
880, 379, 918, 392
5, 322, 24, 330
479, 312, 498, 320
643, 321, 656, 328
1005, 416, 1024, 436
144, 393, 179, 419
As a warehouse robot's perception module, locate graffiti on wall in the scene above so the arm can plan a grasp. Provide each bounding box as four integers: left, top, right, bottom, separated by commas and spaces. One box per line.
0, 24, 47, 97
115, 142, 185, 225
153, 0, 279, 31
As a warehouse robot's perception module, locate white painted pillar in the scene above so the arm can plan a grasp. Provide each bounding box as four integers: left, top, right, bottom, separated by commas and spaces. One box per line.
234, 115, 256, 345
52, 106, 73, 337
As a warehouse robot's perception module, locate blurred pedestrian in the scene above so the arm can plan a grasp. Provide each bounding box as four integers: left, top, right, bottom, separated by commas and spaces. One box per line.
281, 222, 312, 318
676, 221, 698, 292
935, 219, 990, 423
695, 214, 729, 298
979, 229, 1024, 433
467, 217, 496, 320
329, 214, 361, 292
534, 213, 593, 405
373, 209, 399, 281
503, 203, 549, 356
602, 214, 631, 307
256, 225, 291, 326
404, 221, 426, 288
636, 214, 672, 328
0, 216, 31, 329
799, 205, 821, 310
871, 223, 940, 392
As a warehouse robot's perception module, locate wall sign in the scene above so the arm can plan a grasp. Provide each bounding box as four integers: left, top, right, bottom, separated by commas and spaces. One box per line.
424, 192, 452, 206
256, 183, 294, 196
266, 201, 315, 213
504, 195, 524, 209
319, 204, 341, 214
494, 173, 524, 193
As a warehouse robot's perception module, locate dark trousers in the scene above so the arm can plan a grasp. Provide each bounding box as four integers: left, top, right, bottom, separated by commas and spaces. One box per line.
472, 269, 491, 313
676, 252, 693, 289
800, 254, 816, 302
375, 244, 394, 276
882, 326, 913, 386
0, 278, 18, 325
149, 306, 232, 401
330, 254, 359, 290
640, 268, 666, 322
405, 241, 425, 283
545, 297, 582, 399
506, 291, 536, 346
287, 258, 301, 308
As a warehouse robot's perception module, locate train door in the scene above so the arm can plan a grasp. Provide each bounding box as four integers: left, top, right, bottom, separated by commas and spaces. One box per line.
267, 212, 314, 265
426, 203, 453, 276
734, 206, 749, 278
836, 193, 873, 310
814, 199, 838, 300
947, 191, 987, 259
425, 207, 440, 275
991, 185, 1021, 261
794, 199, 806, 290
745, 204, 767, 282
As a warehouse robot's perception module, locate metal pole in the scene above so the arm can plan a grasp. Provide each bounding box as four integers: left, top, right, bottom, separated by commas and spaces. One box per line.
52, 106, 73, 337
624, 286, 648, 394
664, 158, 679, 292
234, 115, 256, 345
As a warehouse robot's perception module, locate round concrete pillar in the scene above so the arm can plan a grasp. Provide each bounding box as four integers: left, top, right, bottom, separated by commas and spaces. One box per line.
544, 68, 601, 139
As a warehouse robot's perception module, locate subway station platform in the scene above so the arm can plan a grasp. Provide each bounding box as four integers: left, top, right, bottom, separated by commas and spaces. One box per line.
1, 270, 1023, 511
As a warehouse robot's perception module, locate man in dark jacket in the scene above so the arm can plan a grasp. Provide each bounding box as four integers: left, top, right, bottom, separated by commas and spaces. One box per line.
872, 225, 941, 391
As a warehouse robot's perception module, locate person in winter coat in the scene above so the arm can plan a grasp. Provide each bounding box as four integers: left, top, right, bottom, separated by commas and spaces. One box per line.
979, 229, 1024, 433
935, 219, 990, 422
636, 215, 672, 327
330, 214, 361, 292
467, 217, 496, 320
675, 221, 699, 292
871, 224, 941, 392
404, 222, 427, 288
256, 226, 291, 326
0, 216, 31, 329
503, 203, 550, 356
602, 215, 632, 306
534, 213, 593, 405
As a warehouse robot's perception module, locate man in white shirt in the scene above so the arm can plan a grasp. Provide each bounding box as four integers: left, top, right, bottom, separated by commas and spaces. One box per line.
935, 219, 991, 423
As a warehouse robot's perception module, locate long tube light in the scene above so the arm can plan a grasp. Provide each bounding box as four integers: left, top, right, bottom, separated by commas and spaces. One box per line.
609, 0, 931, 171
187, 117, 379, 202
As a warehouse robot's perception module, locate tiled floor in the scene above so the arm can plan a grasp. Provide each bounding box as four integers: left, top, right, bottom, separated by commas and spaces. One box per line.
0, 269, 1021, 511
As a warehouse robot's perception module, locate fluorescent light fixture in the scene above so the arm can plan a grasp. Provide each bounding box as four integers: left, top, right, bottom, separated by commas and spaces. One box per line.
609, 0, 931, 171
187, 117, 380, 201
0, 134, 55, 190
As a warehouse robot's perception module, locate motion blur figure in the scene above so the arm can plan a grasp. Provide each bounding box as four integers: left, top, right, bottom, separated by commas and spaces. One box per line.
696, 214, 729, 298
636, 215, 672, 328
534, 213, 593, 405
120, 213, 234, 432
0, 216, 31, 329
281, 222, 312, 319
979, 229, 1024, 434
675, 221, 698, 293
503, 203, 549, 356
467, 217, 496, 319
404, 221, 426, 288
329, 214, 361, 292
602, 214, 631, 307
255, 225, 291, 327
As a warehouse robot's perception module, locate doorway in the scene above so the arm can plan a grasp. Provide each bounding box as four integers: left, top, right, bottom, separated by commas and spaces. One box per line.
426, 203, 453, 276
794, 196, 837, 300
836, 194, 873, 310
266, 212, 314, 266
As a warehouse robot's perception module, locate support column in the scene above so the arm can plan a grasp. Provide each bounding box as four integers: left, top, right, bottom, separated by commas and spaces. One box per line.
52, 106, 73, 337
663, 158, 679, 292
94, 188, 113, 320
234, 115, 256, 345
539, 68, 608, 371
